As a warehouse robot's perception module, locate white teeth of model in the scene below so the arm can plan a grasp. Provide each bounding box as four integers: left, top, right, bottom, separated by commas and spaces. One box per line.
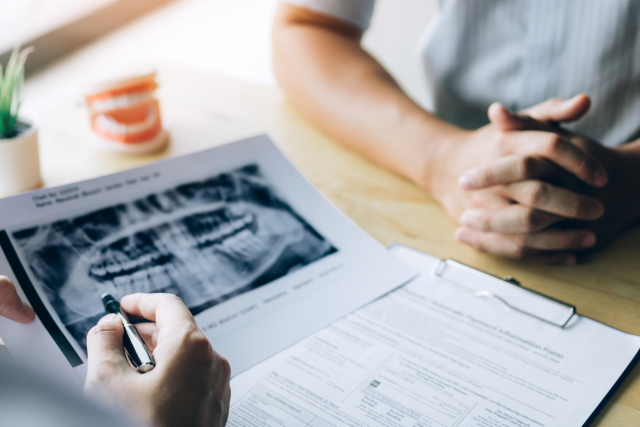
91, 92, 154, 113
95, 108, 157, 136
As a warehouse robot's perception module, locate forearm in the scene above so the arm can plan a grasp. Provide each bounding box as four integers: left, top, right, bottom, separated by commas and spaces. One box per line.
272, 5, 463, 190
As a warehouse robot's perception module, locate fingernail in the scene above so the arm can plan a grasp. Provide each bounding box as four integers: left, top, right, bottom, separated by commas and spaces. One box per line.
581, 234, 596, 248
589, 203, 604, 218
494, 102, 512, 114
459, 174, 476, 190
98, 313, 118, 325
563, 255, 577, 265
460, 210, 482, 227
22, 303, 35, 319
454, 227, 470, 243
593, 169, 608, 187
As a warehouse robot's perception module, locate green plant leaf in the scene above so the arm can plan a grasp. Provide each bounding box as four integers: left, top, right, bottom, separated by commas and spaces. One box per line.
0, 46, 32, 138
1, 47, 18, 105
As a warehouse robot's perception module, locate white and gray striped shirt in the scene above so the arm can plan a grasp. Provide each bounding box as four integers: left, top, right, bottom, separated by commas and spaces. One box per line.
283, 0, 640, 147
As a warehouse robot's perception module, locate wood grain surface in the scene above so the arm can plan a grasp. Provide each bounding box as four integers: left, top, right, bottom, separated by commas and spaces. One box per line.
22, 62, 640, 425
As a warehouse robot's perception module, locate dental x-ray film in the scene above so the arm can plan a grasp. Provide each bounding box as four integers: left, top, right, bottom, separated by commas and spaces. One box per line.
0, 135, 415, 385
11, 165, 336, 352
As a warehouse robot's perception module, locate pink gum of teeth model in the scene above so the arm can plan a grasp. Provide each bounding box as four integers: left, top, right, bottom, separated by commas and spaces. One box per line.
84, 71, 169, 154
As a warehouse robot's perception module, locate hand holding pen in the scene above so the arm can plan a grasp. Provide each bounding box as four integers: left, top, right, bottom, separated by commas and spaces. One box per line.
102, 293, 155, 373
85, 293, 231, 427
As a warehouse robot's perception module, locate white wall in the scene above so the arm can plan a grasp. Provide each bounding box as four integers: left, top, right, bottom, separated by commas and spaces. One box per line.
23, 0, 438, 116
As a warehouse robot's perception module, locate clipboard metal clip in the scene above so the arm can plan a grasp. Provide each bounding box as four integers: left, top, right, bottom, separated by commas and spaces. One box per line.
431, 259, 577, 328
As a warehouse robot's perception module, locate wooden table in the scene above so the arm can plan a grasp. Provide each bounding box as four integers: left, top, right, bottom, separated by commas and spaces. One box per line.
23, 62, 640, 425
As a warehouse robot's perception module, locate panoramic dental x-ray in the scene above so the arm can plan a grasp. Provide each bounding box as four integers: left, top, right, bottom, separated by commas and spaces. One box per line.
12, 164, 336, 351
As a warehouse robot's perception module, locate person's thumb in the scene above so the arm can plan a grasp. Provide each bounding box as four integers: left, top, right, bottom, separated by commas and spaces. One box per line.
85, 314, 131, 388
487, 102, 538, 131
523, 93, 591, 123
0, 276, 35, 324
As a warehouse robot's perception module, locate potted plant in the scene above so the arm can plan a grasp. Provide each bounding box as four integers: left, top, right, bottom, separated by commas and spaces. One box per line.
0, 46, 41, 193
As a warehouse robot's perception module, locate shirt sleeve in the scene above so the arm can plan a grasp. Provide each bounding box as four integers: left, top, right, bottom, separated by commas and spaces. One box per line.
280, 0, 376, 31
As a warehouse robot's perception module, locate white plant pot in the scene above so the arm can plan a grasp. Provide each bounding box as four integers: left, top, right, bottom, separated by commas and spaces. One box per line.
0, 121, 42, 194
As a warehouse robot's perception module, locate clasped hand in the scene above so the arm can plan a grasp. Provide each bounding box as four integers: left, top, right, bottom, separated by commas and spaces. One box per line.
431, 94, 640, 263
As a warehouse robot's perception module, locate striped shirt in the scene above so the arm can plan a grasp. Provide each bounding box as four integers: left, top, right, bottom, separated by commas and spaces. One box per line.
282, 0, 640, 147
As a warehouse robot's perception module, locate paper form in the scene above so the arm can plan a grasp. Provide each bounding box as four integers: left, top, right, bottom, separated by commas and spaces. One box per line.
229, 245, 640, 427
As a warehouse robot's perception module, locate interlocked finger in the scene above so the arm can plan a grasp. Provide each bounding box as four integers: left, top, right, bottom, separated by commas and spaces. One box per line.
507, 131, 607, 187
508, 229, 596, 251
454, 227, 581, 264
460, 205, 562, 234
501, 180, 604, 219
460, 155, 558, 190
521, 94, 591, 123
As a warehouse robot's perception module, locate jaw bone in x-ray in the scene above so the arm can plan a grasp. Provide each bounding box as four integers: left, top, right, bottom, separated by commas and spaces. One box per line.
12, 165, 337, 351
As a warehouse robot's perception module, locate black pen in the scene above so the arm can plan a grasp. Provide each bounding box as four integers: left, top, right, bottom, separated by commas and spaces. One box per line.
101, 293, 156, 373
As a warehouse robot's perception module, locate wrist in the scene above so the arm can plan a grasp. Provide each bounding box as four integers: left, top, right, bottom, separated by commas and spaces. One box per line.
410, 115, 469, 194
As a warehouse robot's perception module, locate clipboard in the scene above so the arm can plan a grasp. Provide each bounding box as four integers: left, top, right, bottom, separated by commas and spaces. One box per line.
387, 244, 640, 427
431, 259, 576, 328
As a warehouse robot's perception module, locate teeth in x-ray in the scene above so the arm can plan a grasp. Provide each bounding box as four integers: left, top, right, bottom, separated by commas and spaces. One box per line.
218, 229, 266, 259
106, 264, 120, 274
86, 208, 262, 292
90, 250, 172, 280
149, 266, 172, 289
195, 215, 255, 248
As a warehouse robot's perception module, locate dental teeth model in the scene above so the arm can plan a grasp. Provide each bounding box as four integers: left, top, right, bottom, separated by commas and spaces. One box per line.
84, 71, 169, 154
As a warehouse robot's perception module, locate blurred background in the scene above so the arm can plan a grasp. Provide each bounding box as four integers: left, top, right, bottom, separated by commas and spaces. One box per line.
1, 0, 438, 118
